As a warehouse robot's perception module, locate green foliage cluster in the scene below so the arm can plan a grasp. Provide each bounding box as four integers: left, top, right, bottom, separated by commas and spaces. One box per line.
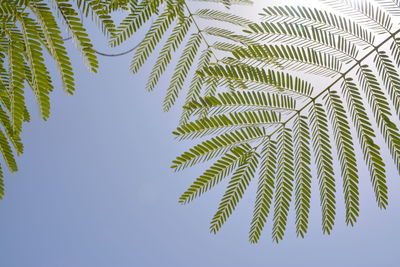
144, 0, 400, 243
3, 0, 400, 243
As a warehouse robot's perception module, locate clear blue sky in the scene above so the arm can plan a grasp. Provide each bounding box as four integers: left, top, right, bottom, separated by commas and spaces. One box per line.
1, 3, 400, 267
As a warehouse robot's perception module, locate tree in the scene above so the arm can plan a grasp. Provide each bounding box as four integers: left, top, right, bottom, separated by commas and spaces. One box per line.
2, 0, 400, 243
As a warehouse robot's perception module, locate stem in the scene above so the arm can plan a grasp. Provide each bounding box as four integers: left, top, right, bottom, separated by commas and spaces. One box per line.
184, 2, 219, 62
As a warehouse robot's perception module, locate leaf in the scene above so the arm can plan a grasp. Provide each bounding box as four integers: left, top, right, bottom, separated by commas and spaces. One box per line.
7, 28, 26, 135
146, 17, 193, 91
180, 48, 213, 124
272, 127, 294, 243
356, 64, 400, 175
233, 44, 343, 77
195, 9, 253, 26
163, 33, 202, 111
325, 90, 359, 226
0, 128, 17, 173
198, 64, 314, 97
110, 0, 164, 47
293, 114, 312, 237
179, 144, 250, 204
173, 110, 280, 140
260, 5, 375, 46
184, 90, 296, 117
130, 8, 177, 73
341, 78, 388, 208
320, 0, 392, 34
19, 15, 53, 120
245, 21, 359, 63
76, 0, 116, 37
309, 102, 336, 234
374, 50, 400, 119
54, 0, 99, 72
29, 1, 75, 94
210, 150, 259, 233
249, 138, 276, 243
171, 127, 266, 171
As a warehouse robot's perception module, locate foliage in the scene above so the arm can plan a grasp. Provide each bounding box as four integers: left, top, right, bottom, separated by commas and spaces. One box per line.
4, 0, 400, 244
146, 0, 400, 243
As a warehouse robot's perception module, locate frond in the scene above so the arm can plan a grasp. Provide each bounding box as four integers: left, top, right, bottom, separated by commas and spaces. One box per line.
171, 127, 266, 172
198, 64, 314, 97
180, 48, 213, 124
320, 0, 392, 34
0, 128, 17, 173
7, 27, 26, 135
390, 37, 400, 66
53, 0, 98, 72
183, 91, 296, 117
202, 27, 256, 45
272, 127, 294, 243
0, 105, 23, 155
309, 102, 336, 234
375, 0, 400, 16
146, 17, 193, 91
19, 15, 53, 120
76, 0, 116, 36
0, 1, 19, 18
179, 144, 251, 204
210, 150, 259, 233
341, 78, 388, 208
173, 110, 281, 140
244, 22, 359, 63
211, 41, 242, 52
110, 0, 164, 47
293, 114, 312, 238
232, 44, 343, 77
130, 8, 177, 73
191, 0, 253, 6
29, 1, 75, 94
356, 64, 400, 174
259, 6, 375, 46
374, 50, 400, 119
249, 138, 276, 243
195, 9, 253, 26
163, 33, 202, 111
325, 90, 359, 226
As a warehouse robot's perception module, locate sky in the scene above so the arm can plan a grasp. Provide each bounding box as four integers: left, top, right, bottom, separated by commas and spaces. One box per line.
1, 1, 400, 266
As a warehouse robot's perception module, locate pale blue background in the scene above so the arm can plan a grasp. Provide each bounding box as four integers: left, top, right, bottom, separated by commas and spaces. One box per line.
1, 2, 400, 266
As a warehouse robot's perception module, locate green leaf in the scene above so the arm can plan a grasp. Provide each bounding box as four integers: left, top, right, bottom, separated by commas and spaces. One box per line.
171, 127, 266, 171
293, 114, 312, 238
163, 33, 202, 111
184, 91, 296, 117
146, 17, 193, 91
29, 1, 75, 94
233, 44, 343, 77
210, 150, 259, 233
19, 15, 53, 120
179, 144, 250, 204
173, 110, 280, 140
272, 127, 294, 243
325, 90, 359, 226
198, 64, 314, 97
249, 138, 276, 243
309, 102, 336, 234
341, 78, 388, 208
357, 64, 400, 175
54, 0, 98, 72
